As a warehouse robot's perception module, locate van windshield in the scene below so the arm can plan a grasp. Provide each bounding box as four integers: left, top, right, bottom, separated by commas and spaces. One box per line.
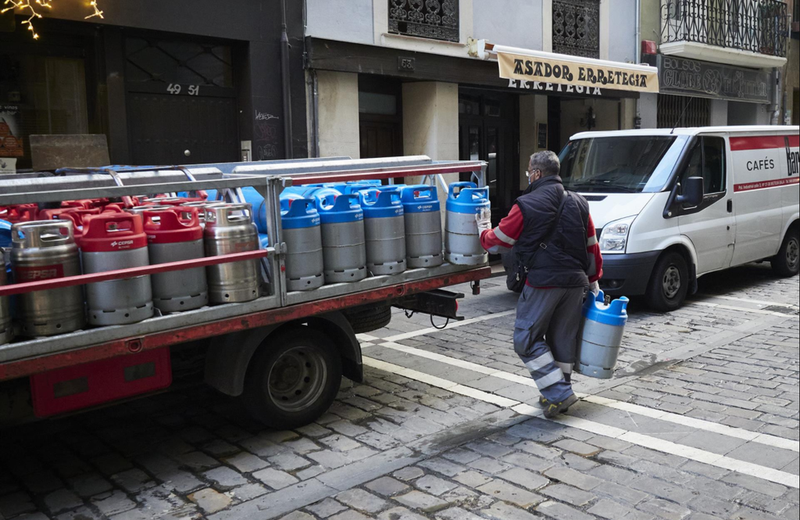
559, 136, 679, 193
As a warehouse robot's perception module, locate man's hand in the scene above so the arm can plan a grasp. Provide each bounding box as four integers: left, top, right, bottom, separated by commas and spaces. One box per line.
475, 207, 492, 234
589, 280, 600, 297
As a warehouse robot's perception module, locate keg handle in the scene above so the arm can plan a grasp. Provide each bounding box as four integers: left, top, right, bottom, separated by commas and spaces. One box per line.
12, 222, 73, 246
208, 203, 252, 226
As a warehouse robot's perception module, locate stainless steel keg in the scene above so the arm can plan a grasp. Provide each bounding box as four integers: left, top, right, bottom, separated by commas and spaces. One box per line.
81, 214, 154, 326
10, 220, 86, 336
204, 203, 259, 303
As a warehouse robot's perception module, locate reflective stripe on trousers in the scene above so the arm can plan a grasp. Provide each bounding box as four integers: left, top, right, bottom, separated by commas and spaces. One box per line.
513, 284, 584, 403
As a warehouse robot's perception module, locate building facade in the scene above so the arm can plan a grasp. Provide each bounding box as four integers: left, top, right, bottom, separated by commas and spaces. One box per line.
305, 0, 643, 220
638, 0, 790, 129
784, 0, 799, 125
0, 0, 308, 172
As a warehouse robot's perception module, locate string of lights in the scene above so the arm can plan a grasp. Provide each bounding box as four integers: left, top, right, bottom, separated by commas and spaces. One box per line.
0, 0, 103, 39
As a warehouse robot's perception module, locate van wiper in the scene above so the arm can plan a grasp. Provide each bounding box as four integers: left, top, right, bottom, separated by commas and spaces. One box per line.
570, 181, 638, 193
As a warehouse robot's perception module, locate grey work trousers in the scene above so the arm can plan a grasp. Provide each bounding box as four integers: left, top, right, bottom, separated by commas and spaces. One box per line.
513, 285, 585, 403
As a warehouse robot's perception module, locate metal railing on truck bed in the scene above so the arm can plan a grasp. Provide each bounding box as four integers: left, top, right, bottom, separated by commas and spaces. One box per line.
0, 157, 489, 382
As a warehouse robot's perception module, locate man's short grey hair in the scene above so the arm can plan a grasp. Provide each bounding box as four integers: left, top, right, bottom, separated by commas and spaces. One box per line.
529, 151, 560, 177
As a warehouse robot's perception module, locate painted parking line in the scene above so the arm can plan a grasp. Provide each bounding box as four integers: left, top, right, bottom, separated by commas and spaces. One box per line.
365, 339, 799, 453
690, 300, 798, 317
709, 295, 799, 309
362, 355, 800, 489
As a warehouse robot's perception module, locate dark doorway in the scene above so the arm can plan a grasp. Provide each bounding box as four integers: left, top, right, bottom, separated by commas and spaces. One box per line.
547, 96, 562, 154
124, 35, 239, 165
358, 76, 402, 159
458, 89, 519, 225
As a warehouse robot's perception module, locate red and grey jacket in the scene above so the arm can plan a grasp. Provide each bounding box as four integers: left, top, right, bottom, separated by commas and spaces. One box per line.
480, 176, 603, 288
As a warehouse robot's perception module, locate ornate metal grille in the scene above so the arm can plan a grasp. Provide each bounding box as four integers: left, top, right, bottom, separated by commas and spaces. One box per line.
657, 94, 710, 128
388, 0, 459, 42
661, 0, 789, 57
125, 37, 234, 87
553, 0, 600, 58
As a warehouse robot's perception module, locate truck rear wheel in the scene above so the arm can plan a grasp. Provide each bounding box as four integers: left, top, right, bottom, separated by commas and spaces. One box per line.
645, 251, 688, 312
771, 227, 799, 277
243, 328, 342, 429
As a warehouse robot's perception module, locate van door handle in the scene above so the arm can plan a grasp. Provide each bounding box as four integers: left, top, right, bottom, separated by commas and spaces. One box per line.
727, 200, 733, 213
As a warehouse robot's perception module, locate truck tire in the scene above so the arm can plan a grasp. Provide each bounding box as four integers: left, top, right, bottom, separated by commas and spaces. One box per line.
645, 251, 688, 312
343, 304, 391, 333
771, 227, 799, 277
242, 328, 342, 429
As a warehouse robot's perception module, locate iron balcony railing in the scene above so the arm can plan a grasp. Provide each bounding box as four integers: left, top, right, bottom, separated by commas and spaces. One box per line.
661, 0, 789, 57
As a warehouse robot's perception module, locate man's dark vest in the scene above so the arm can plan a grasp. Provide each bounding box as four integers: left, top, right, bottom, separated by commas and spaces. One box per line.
512, 175, 591, 288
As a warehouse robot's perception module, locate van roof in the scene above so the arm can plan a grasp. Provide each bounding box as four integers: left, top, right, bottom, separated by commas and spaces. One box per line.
571, 125, 800, 140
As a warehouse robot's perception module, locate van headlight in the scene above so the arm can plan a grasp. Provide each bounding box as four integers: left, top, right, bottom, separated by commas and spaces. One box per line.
599, 216, 635, 253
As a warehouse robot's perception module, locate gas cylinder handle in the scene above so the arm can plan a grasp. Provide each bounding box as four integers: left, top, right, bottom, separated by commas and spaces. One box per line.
358, 189, 379, 206
472, 187, 490, 200
449, 181, 477, 197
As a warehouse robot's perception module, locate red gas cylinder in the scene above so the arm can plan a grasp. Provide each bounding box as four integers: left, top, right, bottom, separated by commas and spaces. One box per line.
81, 213, 153, 326
0, 204, 38, 223
143, 207, 208, 313
38, 207, 101, 224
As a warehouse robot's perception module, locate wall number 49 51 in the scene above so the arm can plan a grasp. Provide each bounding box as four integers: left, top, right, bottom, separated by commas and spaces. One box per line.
167, 84, 200, 96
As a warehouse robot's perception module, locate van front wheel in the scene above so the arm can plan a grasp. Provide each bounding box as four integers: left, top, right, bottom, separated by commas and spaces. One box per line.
646, 252, 688, 312
771, 227, 799, 277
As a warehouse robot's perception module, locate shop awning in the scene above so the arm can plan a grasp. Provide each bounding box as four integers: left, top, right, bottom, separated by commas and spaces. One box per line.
471, 40, 659, 94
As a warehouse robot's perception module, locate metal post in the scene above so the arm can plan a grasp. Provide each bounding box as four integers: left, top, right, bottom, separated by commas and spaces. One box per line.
260, 177, 287, 306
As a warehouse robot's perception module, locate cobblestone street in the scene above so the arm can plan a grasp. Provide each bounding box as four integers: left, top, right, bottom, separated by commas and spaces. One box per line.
1, 264, 797, 520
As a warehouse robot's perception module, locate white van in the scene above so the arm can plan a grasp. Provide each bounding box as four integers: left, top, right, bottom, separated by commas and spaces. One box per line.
558, 125, 799, 311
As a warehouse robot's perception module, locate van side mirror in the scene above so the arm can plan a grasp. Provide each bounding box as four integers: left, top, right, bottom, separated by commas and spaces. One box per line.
676, 176, 704, 207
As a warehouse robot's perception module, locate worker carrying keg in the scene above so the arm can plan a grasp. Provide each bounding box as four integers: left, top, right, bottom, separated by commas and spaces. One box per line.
477, 150, 603, 418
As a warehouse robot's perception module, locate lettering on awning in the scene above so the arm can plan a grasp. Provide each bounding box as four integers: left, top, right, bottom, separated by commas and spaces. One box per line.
498, 52, 659, 94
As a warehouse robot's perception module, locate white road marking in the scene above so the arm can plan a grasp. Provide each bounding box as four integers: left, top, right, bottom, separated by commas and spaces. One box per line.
356, 333, 381, 342
363, 357, 518, 407
363, 354, 800, 488
690, 301, 797, 318
382, 310, 516, 342
585, 396, 799, 452
709, 295, 799, 309
364, 340, 799, 453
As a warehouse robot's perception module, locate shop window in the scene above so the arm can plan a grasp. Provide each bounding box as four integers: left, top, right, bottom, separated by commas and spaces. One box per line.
125, 37, 233, 87
388, 0, 459, 42
0, 54, 88, 170
679, 136, 725, 194
553, 0, 600, 58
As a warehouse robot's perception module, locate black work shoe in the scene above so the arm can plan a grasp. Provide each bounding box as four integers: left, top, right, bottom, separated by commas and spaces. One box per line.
539, 396, 549, 407
543, 394, 579, 419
